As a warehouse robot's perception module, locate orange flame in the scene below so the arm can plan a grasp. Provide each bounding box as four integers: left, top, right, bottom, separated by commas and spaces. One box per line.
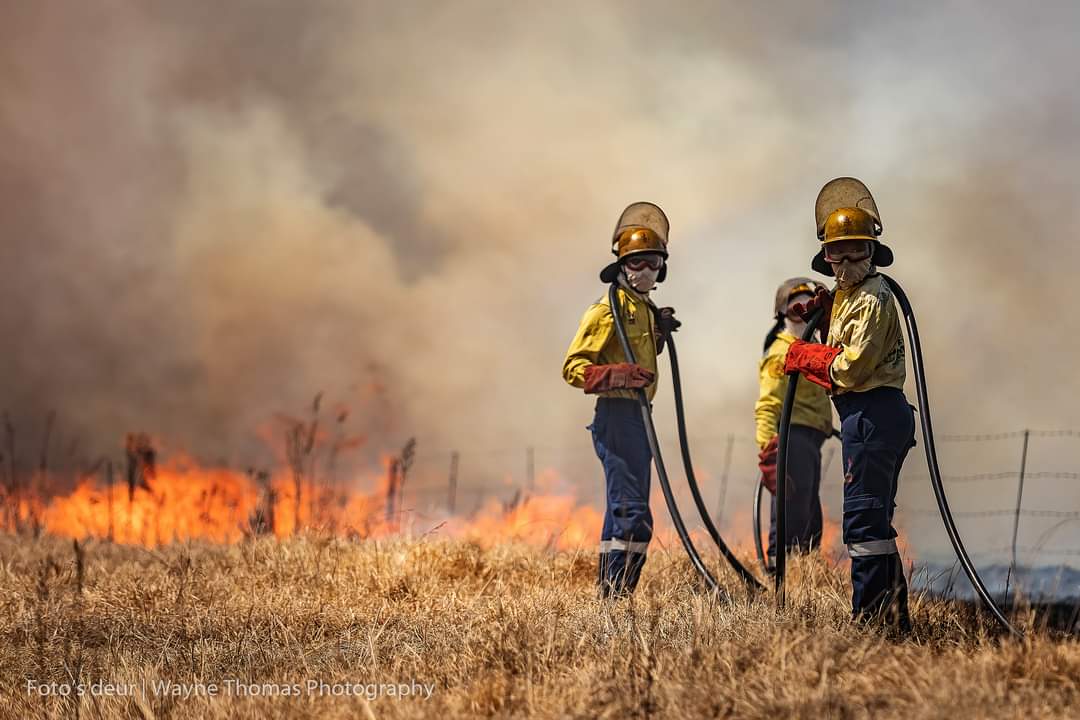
12, 455, 607, 549
447, 468, 602, 550
9, 446, 898, 567
34, 454, 396, 545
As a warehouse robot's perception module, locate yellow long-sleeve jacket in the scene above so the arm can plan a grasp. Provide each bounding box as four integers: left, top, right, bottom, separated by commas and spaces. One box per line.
826, 274, 906, 395
755, 331, 834, 449
562, 285, 658, 401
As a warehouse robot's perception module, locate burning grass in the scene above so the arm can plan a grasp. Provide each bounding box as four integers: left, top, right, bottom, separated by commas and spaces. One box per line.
1, 534, 1078, 719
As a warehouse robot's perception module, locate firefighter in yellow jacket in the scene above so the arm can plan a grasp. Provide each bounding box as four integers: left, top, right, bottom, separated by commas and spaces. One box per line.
755, 278, 834, 568
562, 202, 679, 596
784, 178, 915, 631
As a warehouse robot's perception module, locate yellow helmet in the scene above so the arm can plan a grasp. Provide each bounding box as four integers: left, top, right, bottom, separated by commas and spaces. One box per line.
812, 177, 892, 276
822, 207, 878, 244
773, 277, 820, 317
613, 227, 666, 259
600, 202, 670, 283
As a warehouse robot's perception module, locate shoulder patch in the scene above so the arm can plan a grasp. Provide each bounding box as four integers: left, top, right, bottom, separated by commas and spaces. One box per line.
765, 356, 785, 379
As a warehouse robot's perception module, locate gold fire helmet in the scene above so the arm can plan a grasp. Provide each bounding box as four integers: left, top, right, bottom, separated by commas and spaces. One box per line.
811, 177, 893, 276
773, 277, 822, 318
823, 207, 878, 243
600, 201, 670, 283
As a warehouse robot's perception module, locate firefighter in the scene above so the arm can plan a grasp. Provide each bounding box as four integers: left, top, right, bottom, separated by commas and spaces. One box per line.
562, 202, 680, 597
755, 278, 834, 569
783, 178, 915, 631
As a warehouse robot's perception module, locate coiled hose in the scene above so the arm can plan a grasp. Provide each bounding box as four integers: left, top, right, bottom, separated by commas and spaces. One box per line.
752, 472, 773, 576
667, 328, 765, 591
881, 274, 1021, 637
608, 283, 764, 595
773, 275, 1021, 636
753, 429, 840, 576
774, 308, 825, 604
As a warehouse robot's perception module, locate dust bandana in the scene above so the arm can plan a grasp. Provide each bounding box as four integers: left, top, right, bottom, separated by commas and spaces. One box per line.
623, 265, 660, 293
833, 258, 873, 290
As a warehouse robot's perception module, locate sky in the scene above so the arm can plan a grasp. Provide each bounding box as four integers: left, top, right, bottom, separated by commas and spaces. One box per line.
3, 1, 1079, 564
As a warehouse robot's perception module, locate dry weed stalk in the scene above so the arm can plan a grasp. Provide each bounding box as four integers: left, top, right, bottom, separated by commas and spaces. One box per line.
285, 393, 322, 533
1, 535, 1076, 719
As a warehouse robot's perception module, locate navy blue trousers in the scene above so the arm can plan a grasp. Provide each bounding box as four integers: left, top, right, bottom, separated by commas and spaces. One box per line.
768, 425, 826, 562
589, 398, 653, 596
833, 387, 915, 629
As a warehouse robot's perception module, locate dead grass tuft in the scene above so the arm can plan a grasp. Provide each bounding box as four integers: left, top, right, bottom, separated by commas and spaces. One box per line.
0, 534, 1076, 719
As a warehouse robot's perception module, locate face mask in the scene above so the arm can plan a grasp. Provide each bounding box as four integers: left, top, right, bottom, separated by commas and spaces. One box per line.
832, 257, 873, 289
624, 265, 660, 292
784, 317, 807, 337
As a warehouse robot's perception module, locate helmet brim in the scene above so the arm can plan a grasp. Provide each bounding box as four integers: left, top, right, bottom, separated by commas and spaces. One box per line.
822, 234, 877, 244
874, 243, 894, 267
811, 249, 833, 277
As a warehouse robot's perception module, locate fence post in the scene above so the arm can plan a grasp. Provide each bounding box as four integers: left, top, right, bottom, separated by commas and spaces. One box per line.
1009, 429, 1031, 576
448, 451, 459, 514
714, 434, 735, 526
526, 446, 535, 493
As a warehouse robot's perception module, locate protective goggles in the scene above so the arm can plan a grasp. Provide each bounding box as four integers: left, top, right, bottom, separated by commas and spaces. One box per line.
623, 253, 664, 271
822, 240, 873, 263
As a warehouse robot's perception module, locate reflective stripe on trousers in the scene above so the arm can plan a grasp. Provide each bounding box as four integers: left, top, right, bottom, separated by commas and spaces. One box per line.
600, 538, 650, 554
590, 398, 653, 596
847, 538, 898, 557
833, 387, 915, 625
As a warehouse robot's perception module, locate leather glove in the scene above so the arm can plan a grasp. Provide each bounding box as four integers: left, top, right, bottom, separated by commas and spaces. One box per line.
583, 363, 655, 394
654, 307, 680, 354
783, 340, 841, 391
758, 435, 779, 495
790, 286, 834, 341
655, 307, 681, 335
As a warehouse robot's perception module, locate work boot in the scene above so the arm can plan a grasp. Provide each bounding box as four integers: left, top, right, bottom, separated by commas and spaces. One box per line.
853, 554, 912, 637
597, 550, 645, 598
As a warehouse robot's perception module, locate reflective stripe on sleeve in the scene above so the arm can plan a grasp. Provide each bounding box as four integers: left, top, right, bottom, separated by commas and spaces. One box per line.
599, 538, 650, 554
847, 539, 898, 557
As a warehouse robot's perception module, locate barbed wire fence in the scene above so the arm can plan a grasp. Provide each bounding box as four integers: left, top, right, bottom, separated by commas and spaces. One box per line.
404, 427, 1079, 572
812, 429, 1080, 571
1, 417, 1076, 595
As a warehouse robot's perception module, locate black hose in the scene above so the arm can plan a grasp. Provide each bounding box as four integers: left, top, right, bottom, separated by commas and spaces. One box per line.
607, 283, 723, 597
755, 428, 839, 576
881, 274, 1022, 637
667, 335, 766, 591
774, 308, 825, 604
752, 473, 773, 575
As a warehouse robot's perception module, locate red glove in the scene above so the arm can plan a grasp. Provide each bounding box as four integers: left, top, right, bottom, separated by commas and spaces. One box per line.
583, 363, 655, 394
758, 435, 779, 495
790, 286, 834, 341
783, 340, 841, 391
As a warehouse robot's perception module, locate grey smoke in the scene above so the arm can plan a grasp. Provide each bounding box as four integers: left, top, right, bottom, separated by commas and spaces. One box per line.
2, 1, 1078, 558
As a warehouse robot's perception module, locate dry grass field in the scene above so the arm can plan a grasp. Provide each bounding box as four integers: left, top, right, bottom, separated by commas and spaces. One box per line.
1, 533, 1078, 720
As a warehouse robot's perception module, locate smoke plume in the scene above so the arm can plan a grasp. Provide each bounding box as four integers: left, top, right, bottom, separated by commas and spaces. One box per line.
3, 1, 1078, 557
